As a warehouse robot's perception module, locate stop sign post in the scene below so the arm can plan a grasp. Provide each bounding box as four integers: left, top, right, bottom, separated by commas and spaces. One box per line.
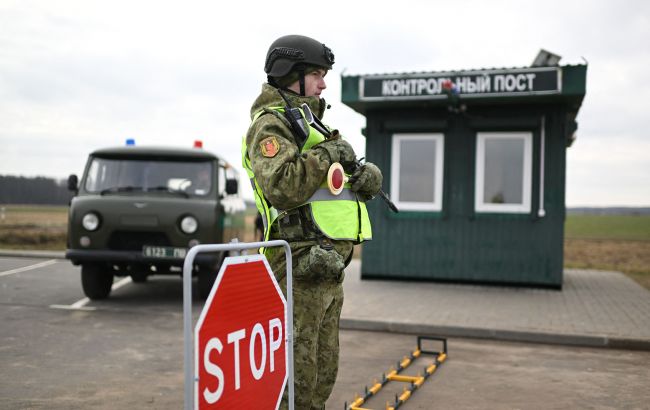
183, 241, 294, 410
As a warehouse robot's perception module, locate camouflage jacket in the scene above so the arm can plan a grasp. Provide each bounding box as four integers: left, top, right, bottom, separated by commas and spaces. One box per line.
246, 83, 353, 270
246, 83, 332, 210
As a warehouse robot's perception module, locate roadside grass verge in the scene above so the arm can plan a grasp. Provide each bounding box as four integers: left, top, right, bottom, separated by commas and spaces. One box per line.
1, 205, 648, 290
0, 205, 67, 250
564, 214, 650, 290
564, 238, 650, 290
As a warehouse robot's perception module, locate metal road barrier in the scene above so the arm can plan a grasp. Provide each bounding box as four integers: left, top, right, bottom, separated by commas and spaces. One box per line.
183, 240, 294, 410
345, 336, 448, 410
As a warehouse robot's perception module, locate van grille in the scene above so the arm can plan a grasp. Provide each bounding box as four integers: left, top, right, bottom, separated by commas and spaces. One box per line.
107, 231, 171, 251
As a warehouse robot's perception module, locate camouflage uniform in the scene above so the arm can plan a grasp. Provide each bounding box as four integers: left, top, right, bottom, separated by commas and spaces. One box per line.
246, 83, 354, 410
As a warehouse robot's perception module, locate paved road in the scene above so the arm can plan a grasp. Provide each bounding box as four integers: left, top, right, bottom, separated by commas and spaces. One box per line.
1, 257, 649, 409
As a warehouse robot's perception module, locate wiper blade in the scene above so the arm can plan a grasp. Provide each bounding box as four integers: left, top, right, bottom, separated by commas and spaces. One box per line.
147, 186, 190, 198
100, 186, 144, 195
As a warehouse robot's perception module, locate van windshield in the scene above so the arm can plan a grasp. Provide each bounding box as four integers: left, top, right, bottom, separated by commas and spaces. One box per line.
84, 157, 214, 197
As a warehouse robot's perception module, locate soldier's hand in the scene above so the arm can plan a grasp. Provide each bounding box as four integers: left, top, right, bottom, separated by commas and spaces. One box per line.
314, 138, 356, 166
349, 162, 382, 197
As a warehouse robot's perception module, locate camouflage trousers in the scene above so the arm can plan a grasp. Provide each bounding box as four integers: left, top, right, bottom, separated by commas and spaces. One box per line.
267, 241, 351, 410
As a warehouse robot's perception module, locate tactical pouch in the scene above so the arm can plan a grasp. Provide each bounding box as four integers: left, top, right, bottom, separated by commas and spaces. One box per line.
294, 245, 345, 283
276, 206, 320, 241
276, 209, 304, 241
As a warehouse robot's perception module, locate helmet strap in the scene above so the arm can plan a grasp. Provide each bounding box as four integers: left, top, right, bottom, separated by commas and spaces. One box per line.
298, 67, 306, 96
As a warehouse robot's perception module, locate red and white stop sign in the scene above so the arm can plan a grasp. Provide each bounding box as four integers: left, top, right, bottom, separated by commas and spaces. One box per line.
194, 254, 287, 409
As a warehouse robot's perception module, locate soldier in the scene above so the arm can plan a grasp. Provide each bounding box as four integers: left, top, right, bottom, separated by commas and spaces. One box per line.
242, 34, 383, 409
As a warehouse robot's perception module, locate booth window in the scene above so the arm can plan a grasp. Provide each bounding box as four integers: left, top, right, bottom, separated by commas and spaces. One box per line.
475, 132, 532, 213
390, 133, 444, 211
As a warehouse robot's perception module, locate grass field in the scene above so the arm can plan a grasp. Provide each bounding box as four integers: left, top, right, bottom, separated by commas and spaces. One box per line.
565, 215, 650, 241
563, 214, 650, 290
0, 205, 68, 250
1, 205, 649, 289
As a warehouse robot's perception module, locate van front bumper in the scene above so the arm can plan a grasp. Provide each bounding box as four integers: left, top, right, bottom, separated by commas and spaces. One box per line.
65, 249, 221, 267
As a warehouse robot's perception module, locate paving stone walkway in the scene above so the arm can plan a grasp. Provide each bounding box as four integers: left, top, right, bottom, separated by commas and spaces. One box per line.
341, 260, 650, 349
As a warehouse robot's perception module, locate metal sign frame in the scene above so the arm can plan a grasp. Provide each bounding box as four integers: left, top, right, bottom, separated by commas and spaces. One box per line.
183, 240, 294, 410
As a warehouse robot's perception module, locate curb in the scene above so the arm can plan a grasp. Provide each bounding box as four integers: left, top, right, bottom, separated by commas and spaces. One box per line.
340, 318, 650, 351
0, 250, 66, 259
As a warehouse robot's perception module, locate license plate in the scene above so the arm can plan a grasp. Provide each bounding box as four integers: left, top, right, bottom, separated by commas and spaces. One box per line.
142, 246, 187, 259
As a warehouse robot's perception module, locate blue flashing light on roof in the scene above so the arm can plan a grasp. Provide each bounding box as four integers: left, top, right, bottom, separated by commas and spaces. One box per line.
126, 138, 135, 146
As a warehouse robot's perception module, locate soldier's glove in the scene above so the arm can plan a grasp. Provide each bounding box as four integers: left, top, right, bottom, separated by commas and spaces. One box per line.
314, 137, 356, 167
349, 162, 383, 198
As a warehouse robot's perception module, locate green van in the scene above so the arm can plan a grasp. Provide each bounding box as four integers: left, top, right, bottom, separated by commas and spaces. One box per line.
66, 143, 245, 300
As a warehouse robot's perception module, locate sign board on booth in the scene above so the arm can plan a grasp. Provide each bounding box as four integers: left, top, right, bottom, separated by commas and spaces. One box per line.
194, 254, 287, 409
360, 67, 561, 100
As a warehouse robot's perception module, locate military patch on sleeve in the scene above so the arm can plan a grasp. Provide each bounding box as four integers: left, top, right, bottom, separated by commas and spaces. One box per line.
259, 136, 280, 158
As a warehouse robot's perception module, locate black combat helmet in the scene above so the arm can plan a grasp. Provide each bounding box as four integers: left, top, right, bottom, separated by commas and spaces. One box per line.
265, 34, 334, 77
265, 34, 334, 95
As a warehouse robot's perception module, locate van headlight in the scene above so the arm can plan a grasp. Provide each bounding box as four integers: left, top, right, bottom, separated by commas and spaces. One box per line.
180, 215, 198, 234
82, 212, 100, 231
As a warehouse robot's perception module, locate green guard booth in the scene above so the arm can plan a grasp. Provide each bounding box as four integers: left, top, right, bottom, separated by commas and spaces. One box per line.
342, 62, 587, 288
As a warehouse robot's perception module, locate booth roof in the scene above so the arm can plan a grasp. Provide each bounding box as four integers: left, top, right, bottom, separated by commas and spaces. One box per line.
340, 64, 587, 115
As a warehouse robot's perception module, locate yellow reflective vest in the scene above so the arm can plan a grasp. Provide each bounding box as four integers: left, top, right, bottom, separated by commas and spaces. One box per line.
241, 106, 372, 245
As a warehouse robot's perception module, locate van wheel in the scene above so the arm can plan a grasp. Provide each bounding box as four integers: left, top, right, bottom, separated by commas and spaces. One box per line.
81, 264, 113, 300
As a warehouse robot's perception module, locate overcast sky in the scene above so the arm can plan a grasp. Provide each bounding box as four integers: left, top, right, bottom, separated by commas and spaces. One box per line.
1, 0, 648, 206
